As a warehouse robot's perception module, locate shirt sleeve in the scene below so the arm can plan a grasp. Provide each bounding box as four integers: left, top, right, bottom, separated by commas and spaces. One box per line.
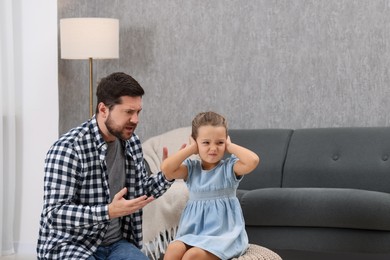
42, 143, 109, 232
140, 160, 174, 199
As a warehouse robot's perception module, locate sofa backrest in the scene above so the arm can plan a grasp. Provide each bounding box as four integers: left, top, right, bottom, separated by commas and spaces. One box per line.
282, 127, 390, 193
229, 129, 293, 190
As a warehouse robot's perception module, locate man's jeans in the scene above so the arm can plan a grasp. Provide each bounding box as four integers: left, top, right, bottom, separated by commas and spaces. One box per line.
87, 239, 148, 260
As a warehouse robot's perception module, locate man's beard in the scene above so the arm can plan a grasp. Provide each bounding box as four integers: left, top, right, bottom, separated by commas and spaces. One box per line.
105, 114, 136, 141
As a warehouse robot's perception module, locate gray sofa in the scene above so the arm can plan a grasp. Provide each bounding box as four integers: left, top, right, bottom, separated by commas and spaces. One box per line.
229, 127, 390, 259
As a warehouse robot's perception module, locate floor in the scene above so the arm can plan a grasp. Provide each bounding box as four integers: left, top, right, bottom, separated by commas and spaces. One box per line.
3, 251, 390, 260
0, 255, 35, 260
277, 249, 390, 260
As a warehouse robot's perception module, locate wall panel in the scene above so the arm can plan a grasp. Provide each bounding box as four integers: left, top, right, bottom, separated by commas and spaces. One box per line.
58, 0, 390, 141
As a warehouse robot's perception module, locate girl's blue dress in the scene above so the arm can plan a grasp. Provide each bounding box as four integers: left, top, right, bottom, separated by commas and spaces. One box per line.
174, 155, 249, 260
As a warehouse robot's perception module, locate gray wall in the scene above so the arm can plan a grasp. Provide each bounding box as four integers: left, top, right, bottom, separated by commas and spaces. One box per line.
58, 0, 390, 141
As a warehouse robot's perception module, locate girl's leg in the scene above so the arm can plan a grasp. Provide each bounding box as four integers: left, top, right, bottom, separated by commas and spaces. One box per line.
163, 241, 189, 260
183, 247, 220, 260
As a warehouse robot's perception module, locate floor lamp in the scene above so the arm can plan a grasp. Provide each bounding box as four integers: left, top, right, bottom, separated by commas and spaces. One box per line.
60, 18, 119, 118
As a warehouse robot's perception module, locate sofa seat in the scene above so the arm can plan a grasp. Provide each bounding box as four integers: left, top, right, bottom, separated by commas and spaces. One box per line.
240, 187, 390, 231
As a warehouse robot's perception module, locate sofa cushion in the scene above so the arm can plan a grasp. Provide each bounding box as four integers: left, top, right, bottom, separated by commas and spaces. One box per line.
240, 187, 390, 231
229, 129, 293, 190
282, 127, 390, 193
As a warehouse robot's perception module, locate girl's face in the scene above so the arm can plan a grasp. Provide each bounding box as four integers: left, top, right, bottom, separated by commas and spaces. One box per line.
196, 125, 227, 170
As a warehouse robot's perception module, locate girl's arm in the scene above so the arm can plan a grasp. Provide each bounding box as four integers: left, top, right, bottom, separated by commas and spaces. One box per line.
226, 136, 260, 176
161, 137, 198, 180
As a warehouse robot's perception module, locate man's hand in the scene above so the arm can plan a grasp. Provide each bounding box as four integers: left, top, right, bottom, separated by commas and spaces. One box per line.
108, 188, 154, 219
162, 147, 168, 161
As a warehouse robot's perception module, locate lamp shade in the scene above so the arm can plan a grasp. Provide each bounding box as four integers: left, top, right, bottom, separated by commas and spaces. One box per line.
60, 18, 119, 59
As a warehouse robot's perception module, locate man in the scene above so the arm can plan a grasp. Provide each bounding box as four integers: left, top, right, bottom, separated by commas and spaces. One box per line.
37, 72, 173, 259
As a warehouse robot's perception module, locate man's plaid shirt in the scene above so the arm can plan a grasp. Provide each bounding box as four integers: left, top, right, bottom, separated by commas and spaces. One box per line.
37, 117, 173, 259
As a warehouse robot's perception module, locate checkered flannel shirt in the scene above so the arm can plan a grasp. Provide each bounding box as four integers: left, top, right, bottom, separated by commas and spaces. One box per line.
37, 117, 173, 259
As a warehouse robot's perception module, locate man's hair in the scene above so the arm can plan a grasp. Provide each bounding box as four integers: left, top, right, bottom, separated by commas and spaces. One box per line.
96, 72, 145, 113
191, 111, 228, 140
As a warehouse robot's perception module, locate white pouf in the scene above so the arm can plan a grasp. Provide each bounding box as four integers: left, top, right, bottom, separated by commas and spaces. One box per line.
232, 244, 282, 260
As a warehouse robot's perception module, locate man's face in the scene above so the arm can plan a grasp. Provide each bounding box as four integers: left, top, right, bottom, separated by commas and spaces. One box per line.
104, 96, 142, 141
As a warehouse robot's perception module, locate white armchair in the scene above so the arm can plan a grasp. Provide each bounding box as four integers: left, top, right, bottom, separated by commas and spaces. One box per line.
141, 127, 192, 259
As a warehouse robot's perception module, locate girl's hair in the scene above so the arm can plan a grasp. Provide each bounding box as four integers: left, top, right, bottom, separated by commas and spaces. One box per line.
191, 111, 228, 140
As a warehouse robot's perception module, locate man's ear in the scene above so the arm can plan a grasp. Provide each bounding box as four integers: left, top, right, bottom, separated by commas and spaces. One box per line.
98, 102, 108, 118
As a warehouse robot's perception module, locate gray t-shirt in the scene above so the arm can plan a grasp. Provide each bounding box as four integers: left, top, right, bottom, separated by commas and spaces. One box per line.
101, 138, 126, 246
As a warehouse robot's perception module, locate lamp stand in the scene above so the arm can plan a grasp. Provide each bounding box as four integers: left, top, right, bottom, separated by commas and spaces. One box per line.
89, 57, 93, 118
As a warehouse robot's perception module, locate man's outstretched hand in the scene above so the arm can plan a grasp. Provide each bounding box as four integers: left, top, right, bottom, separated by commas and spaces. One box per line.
108, 144, 188, 218
108, 187, 154, 219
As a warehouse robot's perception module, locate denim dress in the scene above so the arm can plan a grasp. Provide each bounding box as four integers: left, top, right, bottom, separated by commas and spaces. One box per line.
175, 156, 249, 260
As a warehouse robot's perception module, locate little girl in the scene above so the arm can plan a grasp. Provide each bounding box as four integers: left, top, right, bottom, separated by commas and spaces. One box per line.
162, 111, 260, 260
